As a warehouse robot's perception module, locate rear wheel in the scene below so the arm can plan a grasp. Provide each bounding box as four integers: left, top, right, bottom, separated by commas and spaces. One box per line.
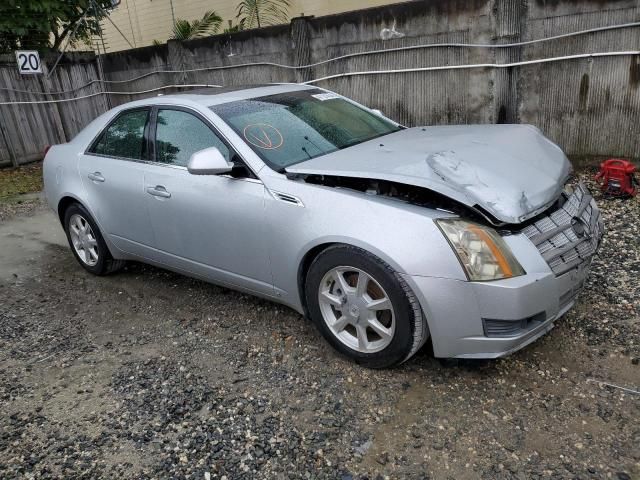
305, 245, 428, 368
63, 203, 125, 275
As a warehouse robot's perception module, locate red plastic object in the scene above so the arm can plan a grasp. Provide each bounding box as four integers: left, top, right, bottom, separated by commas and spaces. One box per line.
594, 159, 637, 197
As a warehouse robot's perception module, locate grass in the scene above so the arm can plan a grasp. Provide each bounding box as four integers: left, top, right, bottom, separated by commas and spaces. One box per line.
0, 162, 43, 201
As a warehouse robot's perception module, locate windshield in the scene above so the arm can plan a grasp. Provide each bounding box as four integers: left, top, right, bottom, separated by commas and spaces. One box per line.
211, 89, 402, 171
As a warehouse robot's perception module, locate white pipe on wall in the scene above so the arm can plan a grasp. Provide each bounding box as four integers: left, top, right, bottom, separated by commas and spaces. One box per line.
2, 50, 640, 105
1, 20, 639, 100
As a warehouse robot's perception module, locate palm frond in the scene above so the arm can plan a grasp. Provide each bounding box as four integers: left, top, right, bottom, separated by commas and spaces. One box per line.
172, 19, 194, 41
236, 0, 290, 29
171, 10, 222, 40
191, 11, 222, 37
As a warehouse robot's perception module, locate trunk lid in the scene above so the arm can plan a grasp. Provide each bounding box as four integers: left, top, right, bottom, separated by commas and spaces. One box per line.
285, 124, 571, 224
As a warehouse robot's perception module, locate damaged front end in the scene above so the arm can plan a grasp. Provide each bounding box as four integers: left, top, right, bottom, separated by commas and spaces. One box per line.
289, 173, 492, 223
288, 170, 603, 285
519, 182, 604, 277
285, 124, 573, 226
281, 125, 604, 359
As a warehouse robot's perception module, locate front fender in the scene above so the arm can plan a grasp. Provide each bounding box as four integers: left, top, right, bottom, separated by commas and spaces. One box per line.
264, 176, 466, 312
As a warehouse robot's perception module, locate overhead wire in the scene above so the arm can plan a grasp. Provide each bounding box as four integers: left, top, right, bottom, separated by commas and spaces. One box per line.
302, 50, 640, 84
95, 1, 135, 49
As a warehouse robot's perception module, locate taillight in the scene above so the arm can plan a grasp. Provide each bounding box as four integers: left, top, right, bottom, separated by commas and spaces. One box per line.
43, 145, 51, 159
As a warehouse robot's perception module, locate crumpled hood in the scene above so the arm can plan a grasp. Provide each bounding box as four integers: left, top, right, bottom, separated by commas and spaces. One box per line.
286, 124, 572, 224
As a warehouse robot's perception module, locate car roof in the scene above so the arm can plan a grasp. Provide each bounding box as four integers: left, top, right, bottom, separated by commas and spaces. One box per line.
71, 84, 323, 147
128, 83, 318, 108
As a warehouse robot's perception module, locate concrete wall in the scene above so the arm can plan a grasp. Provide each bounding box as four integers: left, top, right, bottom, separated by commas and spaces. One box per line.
1, 0, 639, 166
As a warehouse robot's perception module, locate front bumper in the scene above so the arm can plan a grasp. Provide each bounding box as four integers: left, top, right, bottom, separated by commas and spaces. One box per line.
403, 183, 603, 359
404, 261, 592, 359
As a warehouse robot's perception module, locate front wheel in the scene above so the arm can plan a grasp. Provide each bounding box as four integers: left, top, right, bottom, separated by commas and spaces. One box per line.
63, 203, 125, 275
305, 245, 428, 368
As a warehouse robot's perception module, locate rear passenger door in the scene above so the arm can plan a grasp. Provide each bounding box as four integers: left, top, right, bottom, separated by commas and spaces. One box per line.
142, 106, 273, 297
79, 108, 157, 258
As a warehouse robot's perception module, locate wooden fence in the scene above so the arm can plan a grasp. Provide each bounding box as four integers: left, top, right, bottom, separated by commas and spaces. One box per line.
1, 0, 639, 167
0, 53, 108, 167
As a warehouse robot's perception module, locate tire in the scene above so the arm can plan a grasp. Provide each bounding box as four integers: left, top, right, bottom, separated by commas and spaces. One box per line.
304, 245, 428, 368
63, 203, 126, 275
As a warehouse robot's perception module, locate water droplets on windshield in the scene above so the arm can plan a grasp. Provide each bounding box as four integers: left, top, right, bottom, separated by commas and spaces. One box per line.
211, 89, 401, 171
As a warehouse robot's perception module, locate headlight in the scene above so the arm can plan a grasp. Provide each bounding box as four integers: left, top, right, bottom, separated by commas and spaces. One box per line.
436, 218, 525, 281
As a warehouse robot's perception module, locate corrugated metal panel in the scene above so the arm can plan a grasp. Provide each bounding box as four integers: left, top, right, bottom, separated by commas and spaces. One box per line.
519, 5, 640, 158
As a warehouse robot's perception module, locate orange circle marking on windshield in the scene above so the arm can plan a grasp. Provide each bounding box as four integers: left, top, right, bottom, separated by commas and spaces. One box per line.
243, 123, 284, 150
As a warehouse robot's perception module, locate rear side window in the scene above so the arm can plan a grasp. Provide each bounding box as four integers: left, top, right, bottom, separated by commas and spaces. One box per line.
90, 109, 149, 160
155, 109, 230, 167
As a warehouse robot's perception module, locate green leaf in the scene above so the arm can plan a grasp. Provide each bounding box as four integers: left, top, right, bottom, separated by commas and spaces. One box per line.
0, 0, 113, 53
170, 10, 222, 41
236, 0, 290, 29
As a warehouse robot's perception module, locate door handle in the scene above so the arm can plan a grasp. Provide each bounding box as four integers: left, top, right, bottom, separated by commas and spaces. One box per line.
88, 172, 105, 183
146, 185, 171, 198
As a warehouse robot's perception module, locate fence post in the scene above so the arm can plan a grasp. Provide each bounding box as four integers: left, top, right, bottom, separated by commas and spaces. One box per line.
491, 0, 526, 124
290, 16, 313, 83
0, 109, 18, 167
40, 60, 69, 143
167, 39, 188, 85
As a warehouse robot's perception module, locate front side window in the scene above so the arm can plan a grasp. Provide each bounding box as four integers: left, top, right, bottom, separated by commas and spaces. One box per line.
155, 109, 230, 167
90, 109, 149, 159
211, 89, 401, 171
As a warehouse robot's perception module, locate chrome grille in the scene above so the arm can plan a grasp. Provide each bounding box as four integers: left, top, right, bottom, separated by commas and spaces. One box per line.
521, 183, 603, 276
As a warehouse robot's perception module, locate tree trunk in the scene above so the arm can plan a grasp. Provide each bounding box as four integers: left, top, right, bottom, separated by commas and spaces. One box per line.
51, 9, 88, 51
52, 24, 71, 51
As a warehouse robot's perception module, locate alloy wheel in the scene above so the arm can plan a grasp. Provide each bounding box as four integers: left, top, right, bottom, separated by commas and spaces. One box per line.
318, 266, 396, 353
68, 213, 99, 266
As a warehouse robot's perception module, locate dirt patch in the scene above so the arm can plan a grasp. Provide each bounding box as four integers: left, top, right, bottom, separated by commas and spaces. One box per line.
0, 162, 43, 200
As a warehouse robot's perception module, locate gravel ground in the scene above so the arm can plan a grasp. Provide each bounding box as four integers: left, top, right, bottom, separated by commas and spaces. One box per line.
0, 193, 43, 222
0, 171, 638, 479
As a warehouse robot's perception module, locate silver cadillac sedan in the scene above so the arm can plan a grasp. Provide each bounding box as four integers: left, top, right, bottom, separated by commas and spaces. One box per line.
43, 84, 603, 368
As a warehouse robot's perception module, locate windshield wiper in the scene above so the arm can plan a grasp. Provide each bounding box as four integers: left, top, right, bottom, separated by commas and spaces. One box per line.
338, 131, 397, 150
303, 136, 326, 154
301, 147, 313, 159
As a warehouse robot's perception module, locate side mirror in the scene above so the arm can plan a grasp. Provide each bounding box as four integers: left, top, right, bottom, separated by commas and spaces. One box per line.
187, 147, 233, 175
371, 108, 385, 117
